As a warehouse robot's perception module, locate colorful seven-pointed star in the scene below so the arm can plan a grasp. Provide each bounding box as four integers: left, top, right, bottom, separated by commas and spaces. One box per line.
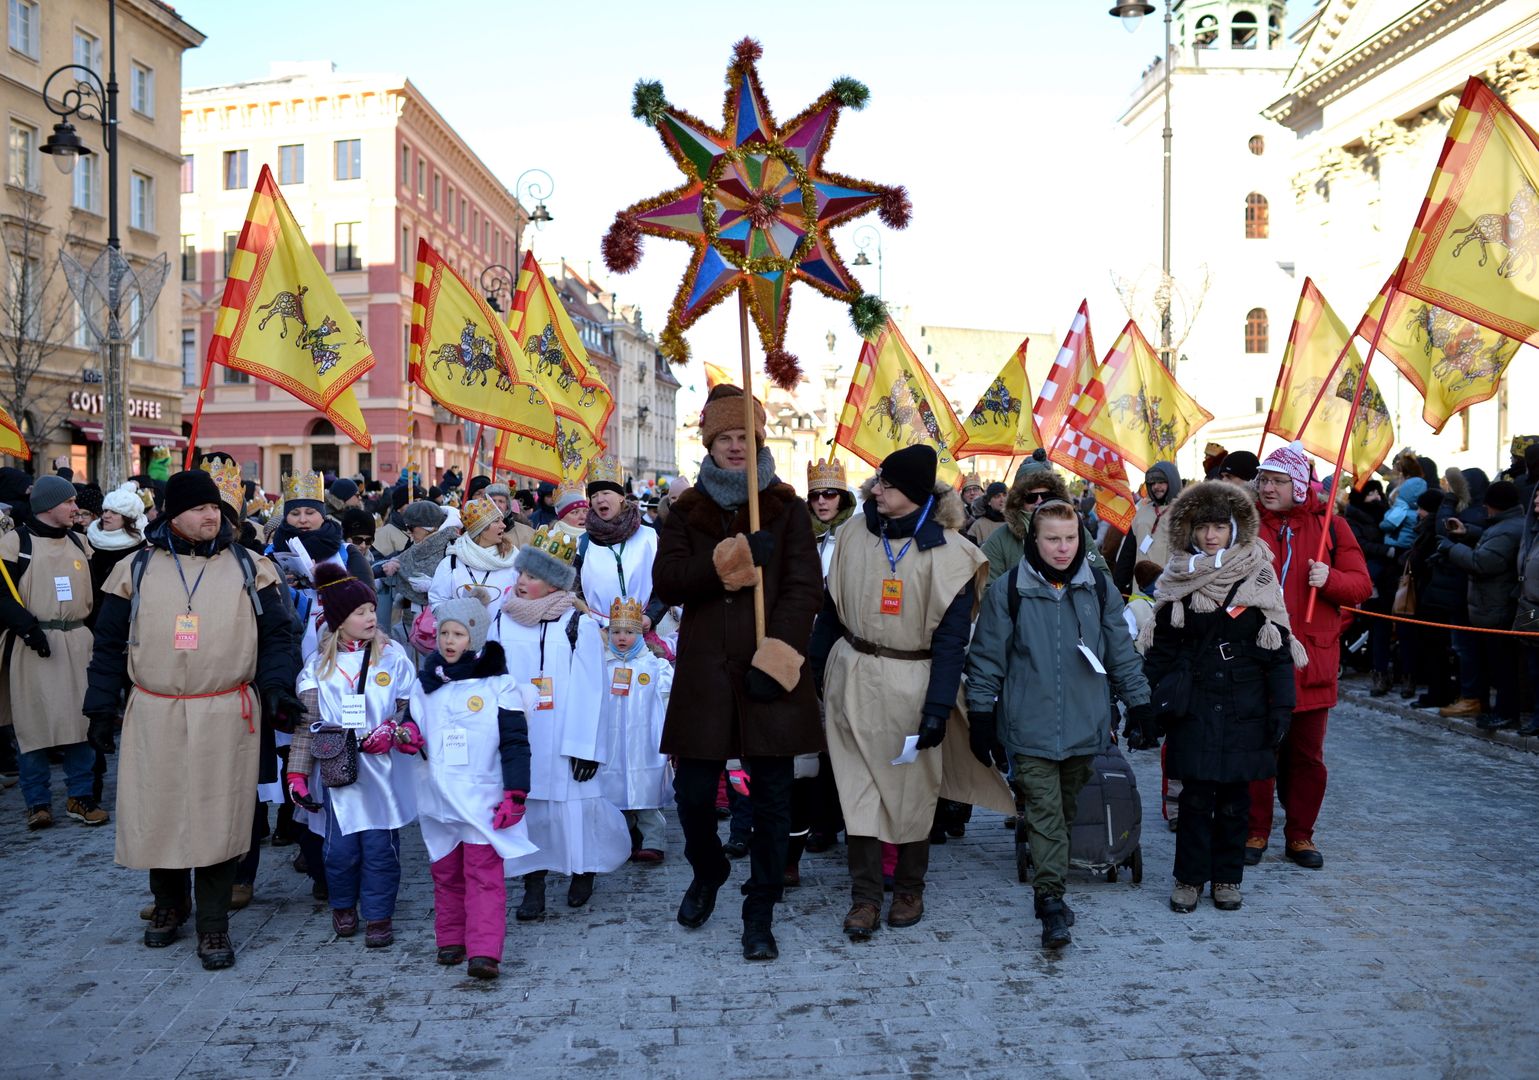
602, 37, 911, 389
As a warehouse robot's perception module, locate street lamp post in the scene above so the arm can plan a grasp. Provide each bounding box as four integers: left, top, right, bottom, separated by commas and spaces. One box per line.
852, 224, 883, 297
1109, 0, 1174, 368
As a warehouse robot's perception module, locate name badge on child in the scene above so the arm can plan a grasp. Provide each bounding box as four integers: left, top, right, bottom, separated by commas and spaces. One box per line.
1138, 534, 1154, 554
1076, 640, 1107, 675
339, 698, 368, 731
173, 613, 199, 650
1226, 604, 1248, 618
532, 676, 554, 711
53, 576, 73, 602
442, 727, 469, 766
880, 578, 904, 616
610, 667, 633, 697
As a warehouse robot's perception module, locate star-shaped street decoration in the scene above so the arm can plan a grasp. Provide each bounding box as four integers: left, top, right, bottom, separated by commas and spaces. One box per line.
602, 37, 911, 389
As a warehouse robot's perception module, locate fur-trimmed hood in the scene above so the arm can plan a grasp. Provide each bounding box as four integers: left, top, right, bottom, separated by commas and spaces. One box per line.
1003, 469, 1071, 539
856, 478, 967, 533
672, 477, 802, 539
1166, 480, 1259, 553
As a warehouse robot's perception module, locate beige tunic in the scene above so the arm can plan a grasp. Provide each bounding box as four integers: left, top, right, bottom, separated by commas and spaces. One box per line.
106, 545, 280, 869
0, 530, 94, 752
824, 520, 1013, 843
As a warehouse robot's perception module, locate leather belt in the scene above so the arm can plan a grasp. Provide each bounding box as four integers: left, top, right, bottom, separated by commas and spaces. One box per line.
844, 632, 932, 661
36, 619, 85, 632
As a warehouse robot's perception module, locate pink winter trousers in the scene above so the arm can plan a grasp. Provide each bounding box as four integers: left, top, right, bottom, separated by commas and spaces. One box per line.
430, 842, 507, 962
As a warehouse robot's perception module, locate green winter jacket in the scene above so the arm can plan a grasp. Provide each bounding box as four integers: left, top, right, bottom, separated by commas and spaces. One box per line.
965, 558, 1149, 761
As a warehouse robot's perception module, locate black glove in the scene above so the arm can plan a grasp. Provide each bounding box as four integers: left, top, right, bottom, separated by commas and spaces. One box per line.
744, 666, 784, 703
570, 757, 599, 783
745, 530, 776, 567
22, 624, 50, 658
1270, 716, 1291, 750
264, 686, 305, 735
968, 710, 1008, 769
915, 713, 946, 751
1124, 703, 1159, 750
87, 712, 117, 755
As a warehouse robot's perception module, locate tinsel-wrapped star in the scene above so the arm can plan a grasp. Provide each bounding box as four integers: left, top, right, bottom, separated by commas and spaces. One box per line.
603, 36, 911, 389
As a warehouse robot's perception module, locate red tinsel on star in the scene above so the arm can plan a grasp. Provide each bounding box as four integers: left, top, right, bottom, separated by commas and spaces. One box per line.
733, 36, 763, 64
765, 348, 801, 389
601, 212, 642, 274
878, 186, 912, 229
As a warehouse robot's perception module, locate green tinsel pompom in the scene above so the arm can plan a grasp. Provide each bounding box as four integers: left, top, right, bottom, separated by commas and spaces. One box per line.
850, 293, 887, 339
831, 77, 869, 110
632, 80, 668, 126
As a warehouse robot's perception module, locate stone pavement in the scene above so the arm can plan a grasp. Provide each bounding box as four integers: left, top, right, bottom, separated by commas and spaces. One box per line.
2, 695, 1537, 1080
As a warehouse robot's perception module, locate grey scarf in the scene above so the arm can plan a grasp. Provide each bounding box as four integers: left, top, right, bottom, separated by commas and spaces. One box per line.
697, 447, 777, 510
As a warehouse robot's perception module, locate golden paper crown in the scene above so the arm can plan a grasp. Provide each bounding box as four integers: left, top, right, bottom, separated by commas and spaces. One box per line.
281, 470, 325, 504
608, 596, 645, 633
530, 524, 578, 565
587, 455, 624, 490
200, 459, 243, 512
807, 457, 848, 493
961, 472, 984, 492
555, 476, 586, 503
460, 496, 502, 537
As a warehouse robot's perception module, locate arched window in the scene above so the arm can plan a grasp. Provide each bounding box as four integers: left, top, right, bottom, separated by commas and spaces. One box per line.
1194, 14, 1218, 48
1245, 308, 1269, 353
1245, 192, 1269, 238
1248, 134, 1265, 156
1269, 11, 1282, 47
1232, 10, 1257, 49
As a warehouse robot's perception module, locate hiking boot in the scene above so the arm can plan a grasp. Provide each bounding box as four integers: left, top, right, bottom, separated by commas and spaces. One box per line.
331, 907, 359, 937
676, 873, 727, 929
466, 955, 499, 980
144, 907, 187, 948
741, 923, 778, 961
1212, 882, 1242, 910
843, 901, 881, 940
1243, 837, 1267, 866
26, 805, 52, 830
197, 931, 236, 970
140, 902, 156, 921
1439, 698, 1484, 719
65, 797, 108, 826
1369, 670, 1391, 697
1285, 840, 1325, 869
517, 872, 548, 921
1035, 894, 1072, 949
436, 944, 466, 965
887, 893, 924, 928
229, 884, 253, 911
1170, 881, 1200, 913
364, 919, 394, 948
566, 872, 595, 908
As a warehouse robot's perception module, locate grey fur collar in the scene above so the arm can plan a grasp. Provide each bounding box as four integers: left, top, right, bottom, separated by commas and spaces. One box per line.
696, 448, 778, 510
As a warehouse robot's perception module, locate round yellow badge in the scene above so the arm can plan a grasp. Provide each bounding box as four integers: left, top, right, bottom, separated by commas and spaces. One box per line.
74, 560, 83, 571
467, 695, 484, 712
638, 673, 651, 686
374, 671, 391, 687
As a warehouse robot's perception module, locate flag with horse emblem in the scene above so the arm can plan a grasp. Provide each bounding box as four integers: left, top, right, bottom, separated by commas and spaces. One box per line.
834, 318, 964, 486
494, 249, 614, 482
207, 164, 372, 446
0, 403, 27, 460
1357, 272, 1519, 434
1269, 279, 1394, 487
953, 339, 1042, 459
1067, 320, 1211, 473
410, 240, 559, 480
1398, 76, 1539, 346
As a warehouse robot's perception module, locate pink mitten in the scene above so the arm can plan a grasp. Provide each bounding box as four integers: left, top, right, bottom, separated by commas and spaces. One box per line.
360, 723, 397, 755
393, 720, 426, 755
286, 773, 319, 810
492, 790, 527, 829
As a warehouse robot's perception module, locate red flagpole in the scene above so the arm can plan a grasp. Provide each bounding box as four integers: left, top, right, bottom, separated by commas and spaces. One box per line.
470, 423, 485, 476
1303, 266, 1401, 621
183, 355, 216, 470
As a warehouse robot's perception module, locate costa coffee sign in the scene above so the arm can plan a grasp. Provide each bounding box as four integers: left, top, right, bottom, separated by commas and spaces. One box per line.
70, 392, 164, 420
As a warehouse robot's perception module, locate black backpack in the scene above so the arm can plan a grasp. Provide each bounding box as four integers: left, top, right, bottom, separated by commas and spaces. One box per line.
125, 542, 265, 646
1005, 562, 1110, 625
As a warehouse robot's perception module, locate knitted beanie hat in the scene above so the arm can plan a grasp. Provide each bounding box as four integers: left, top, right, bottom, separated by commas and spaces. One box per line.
699, 383, 766, 448
877, 445, 938, 507
29, 475, 76, 514
1257, 441, 1312, 504
315, 561, 377, 631
433, 596, 489, 652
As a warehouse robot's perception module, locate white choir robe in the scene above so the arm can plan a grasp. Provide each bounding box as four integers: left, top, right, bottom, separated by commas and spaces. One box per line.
595, 633, 674, 811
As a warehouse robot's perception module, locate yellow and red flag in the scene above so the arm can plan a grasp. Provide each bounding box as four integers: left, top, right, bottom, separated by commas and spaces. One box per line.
1268, 279, 1394, 488
834, 319, 964, 487
1356, 272, 1519, 434
0, 404, 28, 460
1398, 76, 1539, 346
953, 339, 1042, 459
410, 240, 559, 479
1067, 320, 1211, 473
207, 164, 372, 446
1032, 300, 1096, 444
494, 250, 614, 482
703, 361, 734, 389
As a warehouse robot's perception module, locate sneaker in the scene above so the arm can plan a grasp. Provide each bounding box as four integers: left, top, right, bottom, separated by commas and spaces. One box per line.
65, 797, 109, 826
364, 919, 394, 948
467, 955, 500, 980
1034, 894, 1072, 949
1439, 698, 1484, 719
332, 907, 359, 937
26, 805, 52, 830
197, 931, 236, 970
843, 901, 881, 940
144, 906, 187, 948
1212, 882, 1242, 910
1170, 882, 1200, 913
1285, 840, 1325, 869
1243, 837, 1267, 866
229, 884, 254, 911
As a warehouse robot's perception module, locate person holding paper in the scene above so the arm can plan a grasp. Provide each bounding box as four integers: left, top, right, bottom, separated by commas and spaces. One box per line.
812, 445, 1012, 941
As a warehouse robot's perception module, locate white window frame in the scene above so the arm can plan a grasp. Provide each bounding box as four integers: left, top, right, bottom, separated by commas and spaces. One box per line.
130, 61, 155, 118
129, 171, 154, 232
72, 27, 102, 71
182, 327, 198, 386
278, 143, 304, 185
8, 118, 38, 190
180, 153, 194, 194
8, 0, 39, 60
334, 138, 361, 181
71, 150, 100, 211
223, 149, 248, 191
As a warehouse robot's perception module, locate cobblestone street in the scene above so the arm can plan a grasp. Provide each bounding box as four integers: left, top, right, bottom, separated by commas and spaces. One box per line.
2, 683, 1536, 1079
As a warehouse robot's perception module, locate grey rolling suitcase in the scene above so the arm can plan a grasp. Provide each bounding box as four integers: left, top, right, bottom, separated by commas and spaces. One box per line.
1016, 743, 1143, 884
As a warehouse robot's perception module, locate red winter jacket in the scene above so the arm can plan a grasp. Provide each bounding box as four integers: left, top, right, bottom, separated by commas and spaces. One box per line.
1257, 496, 1372, 712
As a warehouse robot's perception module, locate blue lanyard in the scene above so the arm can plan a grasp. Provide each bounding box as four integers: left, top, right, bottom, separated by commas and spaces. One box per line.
881, 496, 933, 575
168, 547, 209, 614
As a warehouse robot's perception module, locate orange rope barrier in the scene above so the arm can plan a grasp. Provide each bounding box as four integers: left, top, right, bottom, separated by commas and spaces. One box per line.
1341, 606, 1539, 638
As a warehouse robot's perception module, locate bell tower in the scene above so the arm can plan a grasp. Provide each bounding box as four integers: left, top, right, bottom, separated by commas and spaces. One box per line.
1177, 0, 1286, 56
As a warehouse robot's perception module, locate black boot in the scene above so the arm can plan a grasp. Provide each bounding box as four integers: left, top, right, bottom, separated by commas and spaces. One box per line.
677, 872, 727, 929
784, 834, 806, 887
516, 871, 547, 921
741, 897, 778, 961
1369, 670, 1391, 697
1034, 893, 1072, 949
566, 872, 595, 908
